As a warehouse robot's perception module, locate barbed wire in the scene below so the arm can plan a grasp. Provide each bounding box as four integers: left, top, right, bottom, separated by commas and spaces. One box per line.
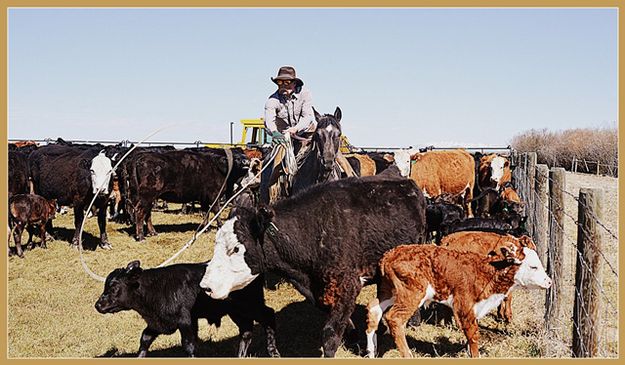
522, 171, 618, 313
513, 156, 618, 242
513, 160, 619, 278
537, 189, 618, 279
519, 156, 619, 358
545, 175, 619, 241
528, 173, 619, 279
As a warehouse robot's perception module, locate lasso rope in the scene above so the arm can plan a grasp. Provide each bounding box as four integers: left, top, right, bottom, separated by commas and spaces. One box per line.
78, 125, 174, 282
157, 148, 279, 267
281, 133, 298, 177
78, 130, 283, 281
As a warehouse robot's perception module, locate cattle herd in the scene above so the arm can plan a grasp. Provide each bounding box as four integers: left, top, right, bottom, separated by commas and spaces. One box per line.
8, 136, 551, 358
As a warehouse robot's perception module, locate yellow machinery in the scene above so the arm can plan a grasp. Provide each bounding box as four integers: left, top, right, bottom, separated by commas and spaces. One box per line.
206, 118, 356, 153
239, 119, 268, 145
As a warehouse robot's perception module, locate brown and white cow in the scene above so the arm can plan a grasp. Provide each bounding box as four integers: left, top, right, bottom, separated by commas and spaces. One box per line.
478, 154, 511, 191
395, 149, 475, 217
440, 231, 537, 323
9, 194, 57, 258
365, 242, 550, 358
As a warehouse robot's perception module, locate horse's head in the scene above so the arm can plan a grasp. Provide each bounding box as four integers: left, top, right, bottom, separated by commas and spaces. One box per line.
313, 107, 342, 174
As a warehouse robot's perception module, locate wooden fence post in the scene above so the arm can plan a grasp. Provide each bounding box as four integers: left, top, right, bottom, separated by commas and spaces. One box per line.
526, 152, 537, 238
572, 188, 603, 357
534, 164, 549, 264
545, 167, 565, 330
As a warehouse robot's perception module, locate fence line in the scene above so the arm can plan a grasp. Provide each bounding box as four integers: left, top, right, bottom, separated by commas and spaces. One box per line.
512, 151, 618, 358
572, 157, 618, 177
8, 137, 513, 154
513, 151, 618, 275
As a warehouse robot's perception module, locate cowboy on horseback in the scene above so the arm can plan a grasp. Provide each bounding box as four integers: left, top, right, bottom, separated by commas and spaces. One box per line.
260, 66, 354, 205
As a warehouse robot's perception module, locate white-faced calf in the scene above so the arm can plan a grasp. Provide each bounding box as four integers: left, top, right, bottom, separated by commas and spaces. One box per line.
95, 261, 279, 357
441, 231, 537, 323
8, 194, 57, 258
365, 243, 551, 358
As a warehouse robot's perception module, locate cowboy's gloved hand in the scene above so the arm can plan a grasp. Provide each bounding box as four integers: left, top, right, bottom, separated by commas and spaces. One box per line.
284, 127, 298, 136
271, 131, 285, 146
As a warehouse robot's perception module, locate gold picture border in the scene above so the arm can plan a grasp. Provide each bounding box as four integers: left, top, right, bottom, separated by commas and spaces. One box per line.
1, 3, 621, 364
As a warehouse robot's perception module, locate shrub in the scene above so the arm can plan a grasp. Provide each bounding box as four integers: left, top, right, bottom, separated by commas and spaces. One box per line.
511, 127, 618, 176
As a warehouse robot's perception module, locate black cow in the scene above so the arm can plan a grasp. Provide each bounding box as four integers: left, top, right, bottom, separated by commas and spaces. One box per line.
9, 150, 30, 198
200, 175, 427, 357
95, 261, 279, 357
425, 193, 466, 243
441, 216, 527, 238
126, 148, 249, 241
28, 143, 116, 249
111, 145, 177, 225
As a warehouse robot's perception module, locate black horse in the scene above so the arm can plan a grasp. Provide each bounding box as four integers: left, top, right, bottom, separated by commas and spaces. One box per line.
291, 107, 343, 195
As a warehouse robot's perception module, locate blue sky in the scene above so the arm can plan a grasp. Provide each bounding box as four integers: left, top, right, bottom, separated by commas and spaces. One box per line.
8, 8, 617, 148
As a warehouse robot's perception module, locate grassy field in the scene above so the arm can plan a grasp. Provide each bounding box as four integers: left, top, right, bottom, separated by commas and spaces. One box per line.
7, 172, 618, 358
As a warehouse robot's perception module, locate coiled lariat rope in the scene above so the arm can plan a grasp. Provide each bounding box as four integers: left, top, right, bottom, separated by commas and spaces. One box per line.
78, 130, 282, 282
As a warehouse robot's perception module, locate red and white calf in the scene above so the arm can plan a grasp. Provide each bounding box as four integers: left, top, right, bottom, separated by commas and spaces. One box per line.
365, 243, 551, 358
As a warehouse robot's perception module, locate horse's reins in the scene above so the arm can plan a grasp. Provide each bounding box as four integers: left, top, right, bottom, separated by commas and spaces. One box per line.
78, 132, 282, 281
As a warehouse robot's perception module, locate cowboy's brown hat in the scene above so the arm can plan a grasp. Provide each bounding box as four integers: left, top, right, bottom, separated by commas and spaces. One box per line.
271, 66, 304, 87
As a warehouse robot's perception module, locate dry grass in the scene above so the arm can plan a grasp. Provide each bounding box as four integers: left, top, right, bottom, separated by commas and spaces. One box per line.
7, 172, 618, 358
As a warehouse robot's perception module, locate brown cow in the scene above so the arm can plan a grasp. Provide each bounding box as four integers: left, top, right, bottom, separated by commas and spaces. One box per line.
478, 154, 511, 191
242, 147, 263, 160
9, 194, 57, 258
108, 178, 122, 219
500, 185, 521, 203
441, 231, 537, 323
345, 153, 377, 176
365, 243, 550, 358
404, 149, 475, 217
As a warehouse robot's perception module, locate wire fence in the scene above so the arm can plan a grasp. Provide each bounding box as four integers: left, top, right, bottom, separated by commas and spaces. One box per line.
572, 157, 618, 178
511, 151, 618, 358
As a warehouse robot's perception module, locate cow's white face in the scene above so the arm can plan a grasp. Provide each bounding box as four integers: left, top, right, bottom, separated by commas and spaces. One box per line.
393, 148, 417, 177
200, 217, 258, 299
90, 151, 113, 195
514, 247, 552, 289
490, 156, 507, 189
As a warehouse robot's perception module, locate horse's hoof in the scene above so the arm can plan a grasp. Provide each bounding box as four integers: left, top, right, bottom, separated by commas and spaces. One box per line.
100, 243, 112, 250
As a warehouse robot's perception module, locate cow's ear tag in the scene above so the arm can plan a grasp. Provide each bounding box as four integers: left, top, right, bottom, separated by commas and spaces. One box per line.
266, 222, 280, 238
